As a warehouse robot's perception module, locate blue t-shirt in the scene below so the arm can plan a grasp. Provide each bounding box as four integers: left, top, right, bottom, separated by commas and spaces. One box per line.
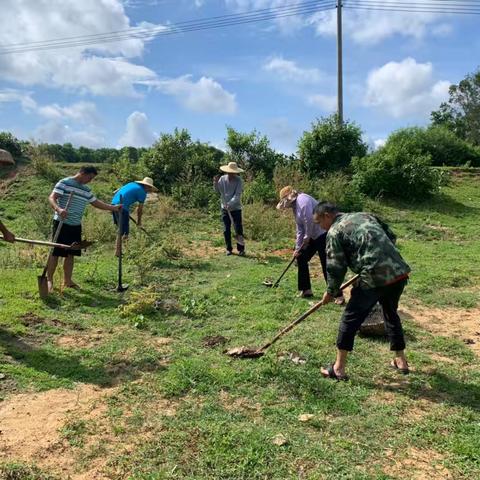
112, 182, 147, 212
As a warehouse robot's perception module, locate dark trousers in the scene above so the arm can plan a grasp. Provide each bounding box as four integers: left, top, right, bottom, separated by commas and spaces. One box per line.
222, 209, 244, 252
337, 278, 407, 352
296, 233, 327, 291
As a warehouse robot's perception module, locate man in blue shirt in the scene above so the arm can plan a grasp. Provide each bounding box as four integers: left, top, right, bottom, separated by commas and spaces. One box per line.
112, 177, 158, 256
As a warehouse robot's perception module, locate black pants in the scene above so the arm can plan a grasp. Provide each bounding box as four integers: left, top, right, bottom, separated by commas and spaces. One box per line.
222, 209, 244, 252
337, 278, 407, 352
296, 233, 327, 291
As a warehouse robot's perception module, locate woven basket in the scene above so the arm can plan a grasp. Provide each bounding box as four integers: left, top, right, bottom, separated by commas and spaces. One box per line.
359, 303, 385, 336
0, 149, 14, 165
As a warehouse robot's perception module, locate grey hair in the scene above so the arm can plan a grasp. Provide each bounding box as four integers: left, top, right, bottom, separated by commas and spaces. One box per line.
314, 201, 339, 216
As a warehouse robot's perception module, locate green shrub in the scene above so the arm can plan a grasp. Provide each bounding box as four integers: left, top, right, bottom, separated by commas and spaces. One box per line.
387, 126, 480, 166
313, 172, 365, 211
273, 162, 314, 195
352, 142, 442, 200
298, 115, 367, 175
112, 153, 150, 184
0, 132, 22, 158
243, 203, 293, 243
242, 172, 276, 205
171, 178, 217, 212
30, 152, 62, 184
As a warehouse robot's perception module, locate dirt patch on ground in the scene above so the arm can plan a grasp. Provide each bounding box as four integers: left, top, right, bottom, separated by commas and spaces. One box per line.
381, 446, 453, 479
0, 384, 115, 479
0, 381, 177, 479
56, 333, 105, 349
19, 312, 71, 330
401, 304, 480, 355
271, 248, 292, 257
183, 240, 224, 259
218, 390, 262, 418
202, 335, 228, 348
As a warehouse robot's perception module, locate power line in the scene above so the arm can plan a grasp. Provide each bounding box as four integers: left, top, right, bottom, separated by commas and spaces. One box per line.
344, 4, 480, 13
345, 0, 480, 8
0, 1, 335, 55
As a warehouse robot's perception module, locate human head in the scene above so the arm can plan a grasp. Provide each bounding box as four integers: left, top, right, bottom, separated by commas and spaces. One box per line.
313, 202, 340, 231
77, 165, 98, 184
276, 185, 298, 210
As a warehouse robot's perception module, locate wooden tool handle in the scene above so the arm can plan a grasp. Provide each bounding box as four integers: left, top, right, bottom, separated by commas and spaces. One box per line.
258, 274, 360, 352
0, 236, 71, 249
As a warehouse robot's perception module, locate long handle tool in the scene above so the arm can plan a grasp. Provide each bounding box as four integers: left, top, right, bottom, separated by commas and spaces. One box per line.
116, 196, 129, 292
263, 255, 296, 288
38, 192, 74, 298
227, 274, 360, 358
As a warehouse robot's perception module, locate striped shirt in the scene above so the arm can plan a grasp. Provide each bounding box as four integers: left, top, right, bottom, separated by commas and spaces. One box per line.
52, 177, 97, 226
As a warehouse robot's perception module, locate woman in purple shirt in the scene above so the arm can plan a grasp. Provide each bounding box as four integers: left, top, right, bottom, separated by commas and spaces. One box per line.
277, 186, 344, 303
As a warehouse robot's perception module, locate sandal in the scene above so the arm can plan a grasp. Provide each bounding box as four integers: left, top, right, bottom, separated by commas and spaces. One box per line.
321, 364, 349, 381
390, 359, 410, 375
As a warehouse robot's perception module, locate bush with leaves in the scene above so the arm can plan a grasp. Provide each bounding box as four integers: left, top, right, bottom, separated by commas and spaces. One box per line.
225, 127, 284, 179
30, 150, 63, 184
112, 150, 150, 185
386, 126, 480, 167
352, 142, 443, 200
242, 171, 277, 205
0, 131, 23, 158
298, 115, 367, 175
144, 128, 224, 193
314, 172, 365, 211
431, 68, 480, 146
273, 160, 314, 195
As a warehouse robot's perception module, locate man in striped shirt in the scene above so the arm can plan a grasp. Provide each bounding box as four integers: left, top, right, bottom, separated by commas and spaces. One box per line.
47, 166, 121, 292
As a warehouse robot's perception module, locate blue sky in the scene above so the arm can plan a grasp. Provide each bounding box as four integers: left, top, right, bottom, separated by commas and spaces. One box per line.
0, 0, 478, 153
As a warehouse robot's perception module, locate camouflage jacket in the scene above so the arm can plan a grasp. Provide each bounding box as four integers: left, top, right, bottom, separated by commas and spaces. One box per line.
326, 213, 411, 295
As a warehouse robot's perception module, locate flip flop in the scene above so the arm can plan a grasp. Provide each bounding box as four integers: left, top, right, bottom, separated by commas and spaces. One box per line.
321, 364, 349, 381
390, 359, 410, 375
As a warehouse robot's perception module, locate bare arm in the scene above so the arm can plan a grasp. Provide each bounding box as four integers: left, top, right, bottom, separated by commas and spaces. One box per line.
137, 204, 143, 226
49, 192, 68, 219
91, 199, 121, 212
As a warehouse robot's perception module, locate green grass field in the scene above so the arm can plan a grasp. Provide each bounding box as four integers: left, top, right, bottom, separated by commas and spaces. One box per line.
1, 164, 479, 479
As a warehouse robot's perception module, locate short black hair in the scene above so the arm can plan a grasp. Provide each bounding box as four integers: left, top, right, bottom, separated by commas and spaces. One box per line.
314, 201, 339, 216
79, 165, 98, 176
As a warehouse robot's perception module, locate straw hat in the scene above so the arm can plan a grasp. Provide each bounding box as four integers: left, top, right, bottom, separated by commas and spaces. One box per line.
220, 162, 244, 174
276, 185, 298, 210
136, 177, 158, 192
0, 149, 15, 166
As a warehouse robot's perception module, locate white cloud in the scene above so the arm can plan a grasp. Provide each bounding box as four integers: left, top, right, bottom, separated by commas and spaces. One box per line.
364, 57, 450, 118
37, 101, 100, 125
118, 111, 156, 147
307, 93, 337, 112
153, 75, 237, 114
374, 138, 386, 150
263, 56, 323, 84
309, 9, 445, 45
0, 0, 162, 97
34, 121, 105, 148
0, 89, 37, 111
225, 0, 304, 33
0, 90, 101, 126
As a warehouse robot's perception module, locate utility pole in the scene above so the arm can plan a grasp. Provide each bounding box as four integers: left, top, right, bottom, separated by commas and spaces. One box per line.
336, 0, 343, 125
